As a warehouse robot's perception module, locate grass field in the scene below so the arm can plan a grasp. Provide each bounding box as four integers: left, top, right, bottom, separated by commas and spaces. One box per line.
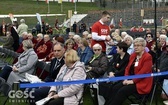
0, 0, 103, 30
0, 0, 167, 104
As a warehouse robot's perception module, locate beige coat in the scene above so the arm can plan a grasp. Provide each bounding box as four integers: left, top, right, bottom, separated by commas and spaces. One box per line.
49, 61, 86, 105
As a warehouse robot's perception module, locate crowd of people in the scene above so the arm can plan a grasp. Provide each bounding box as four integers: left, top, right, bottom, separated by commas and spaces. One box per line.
0, 10, 168, 105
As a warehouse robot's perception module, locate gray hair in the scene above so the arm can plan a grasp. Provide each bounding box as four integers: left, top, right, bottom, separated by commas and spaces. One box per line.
22, 39, 33, 49
37, 33, 43, 39
133, 37, 146, 47
20, 19, 25, 23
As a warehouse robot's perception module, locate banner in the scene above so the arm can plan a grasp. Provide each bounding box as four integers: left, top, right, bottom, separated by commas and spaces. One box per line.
119, 18, 122, 28
109, 18, 115, 28
45, 0, 49, 4
36, 13, 42, 26
71, 0, 76, 3
58, 0, 62, 3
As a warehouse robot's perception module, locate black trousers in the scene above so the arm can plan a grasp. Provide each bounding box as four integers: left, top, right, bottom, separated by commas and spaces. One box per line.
46, 97, 64, 105
0, 65, 12, 81
28, 87, 50, 105
105, 81, 138, 105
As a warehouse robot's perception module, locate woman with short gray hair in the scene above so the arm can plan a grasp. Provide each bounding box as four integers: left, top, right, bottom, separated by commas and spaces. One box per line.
0, 39, 38, 85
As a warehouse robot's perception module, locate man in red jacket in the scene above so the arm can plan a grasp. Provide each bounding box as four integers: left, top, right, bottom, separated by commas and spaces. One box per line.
91, 11, 111, 53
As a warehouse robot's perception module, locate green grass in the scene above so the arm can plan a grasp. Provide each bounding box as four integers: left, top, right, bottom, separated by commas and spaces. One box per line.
0, 0, 103, 31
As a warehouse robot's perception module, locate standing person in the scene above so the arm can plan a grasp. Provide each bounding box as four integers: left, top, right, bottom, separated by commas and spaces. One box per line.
36, 22, 41, 34
91, 11, 111, 53
17, 19, 28, 44
72, 21, 77, 33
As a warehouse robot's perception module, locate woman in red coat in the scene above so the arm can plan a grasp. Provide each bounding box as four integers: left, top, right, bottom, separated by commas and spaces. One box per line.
105, 37, 153, 105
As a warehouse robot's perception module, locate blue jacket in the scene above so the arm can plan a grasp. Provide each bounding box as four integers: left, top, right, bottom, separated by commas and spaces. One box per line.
77, 46, 93, 65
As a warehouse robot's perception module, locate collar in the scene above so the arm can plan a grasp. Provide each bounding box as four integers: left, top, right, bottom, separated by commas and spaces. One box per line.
99, 20, 104, 25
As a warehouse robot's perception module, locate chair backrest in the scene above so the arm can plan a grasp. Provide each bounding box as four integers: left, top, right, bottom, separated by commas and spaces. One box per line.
0, 77, 5, 88
0, 82, 12, 96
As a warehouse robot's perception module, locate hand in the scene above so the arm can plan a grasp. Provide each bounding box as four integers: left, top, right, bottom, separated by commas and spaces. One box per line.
123, 80, 134, 85
108, 72, 115, 77
48, 91, 55, 98
105, 36, 111, 41
88, 67, 92, 71
51, 94, 59, 99
12, 66, 18, 72
123, 79, 128, 85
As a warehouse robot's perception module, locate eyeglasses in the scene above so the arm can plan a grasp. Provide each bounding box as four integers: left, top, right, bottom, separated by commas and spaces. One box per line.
93, 49, 101, 51
87, 37, 91, 40
134, 44, 143, 47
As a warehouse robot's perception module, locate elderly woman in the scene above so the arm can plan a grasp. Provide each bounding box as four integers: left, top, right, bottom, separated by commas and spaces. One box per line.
77, 38, 93, 65
44, 49, 86, 105
86, 43, 108, 78
123, 35, 134, 54
0, 40, 38, 85
159, 34, 167, 52
105, 37, 153, 105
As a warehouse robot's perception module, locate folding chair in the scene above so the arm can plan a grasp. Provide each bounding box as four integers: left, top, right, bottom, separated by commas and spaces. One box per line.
0, 82, 12, 105
34, 61, 50, 79
127, 93, 149, 105
0, 77, 5, 88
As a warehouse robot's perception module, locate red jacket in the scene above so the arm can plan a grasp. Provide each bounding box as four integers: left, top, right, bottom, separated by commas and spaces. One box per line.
125, 52, 153, 94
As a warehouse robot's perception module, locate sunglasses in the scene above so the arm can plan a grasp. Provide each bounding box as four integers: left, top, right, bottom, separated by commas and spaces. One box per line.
147, 36, 151, 37
87, 37, 91, 40
93, 49, 101, 51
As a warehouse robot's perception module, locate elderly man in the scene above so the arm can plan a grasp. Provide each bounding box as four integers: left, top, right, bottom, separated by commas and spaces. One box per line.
36, 34, 52, 59
17, 19, 28, 44
28, 43, 66, 105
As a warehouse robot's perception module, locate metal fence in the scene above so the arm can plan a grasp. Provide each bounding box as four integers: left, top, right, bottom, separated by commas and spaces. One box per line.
95, 0, 168, 10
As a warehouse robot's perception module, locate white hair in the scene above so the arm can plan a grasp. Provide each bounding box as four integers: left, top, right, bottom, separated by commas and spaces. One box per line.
83, 31, 89, 35
121, 32, 127, 35
159, 34, 167, 40
123, 35, 134, 43
93, 43, 102, 49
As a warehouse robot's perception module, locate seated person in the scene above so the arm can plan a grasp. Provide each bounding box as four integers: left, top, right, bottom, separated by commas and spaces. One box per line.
153, 41, 168, 81
77, 38, 93, 65
105, 37, 153, 105
36, 34, 52, 59
34, 33, 44, 52
0, 31, 14, 50
86, 43, 108, 78
36, 43, 65, 81
28, 49, 86, 105
0, 40, 38, 85
99, 42, 130, 101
